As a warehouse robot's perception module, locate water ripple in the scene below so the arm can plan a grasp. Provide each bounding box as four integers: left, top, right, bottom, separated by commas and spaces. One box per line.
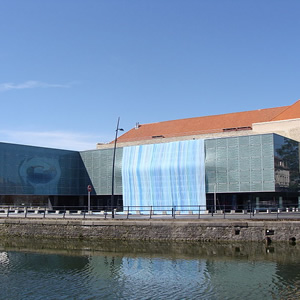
0, 250, 300, 300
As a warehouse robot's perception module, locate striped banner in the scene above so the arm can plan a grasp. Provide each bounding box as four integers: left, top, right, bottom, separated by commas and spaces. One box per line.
122, 139, 206, 211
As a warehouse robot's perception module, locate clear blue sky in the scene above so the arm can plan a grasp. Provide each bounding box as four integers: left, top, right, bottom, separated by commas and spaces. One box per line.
0, 0, 299, 150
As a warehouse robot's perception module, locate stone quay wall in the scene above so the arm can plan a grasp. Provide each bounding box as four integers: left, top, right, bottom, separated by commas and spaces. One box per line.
0, 218, 299, 242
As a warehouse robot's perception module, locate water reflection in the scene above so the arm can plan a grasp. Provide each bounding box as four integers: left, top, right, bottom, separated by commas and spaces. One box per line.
0, 238, 300, 299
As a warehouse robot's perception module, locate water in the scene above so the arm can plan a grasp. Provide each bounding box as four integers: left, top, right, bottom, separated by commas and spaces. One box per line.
0, 238, 299, 300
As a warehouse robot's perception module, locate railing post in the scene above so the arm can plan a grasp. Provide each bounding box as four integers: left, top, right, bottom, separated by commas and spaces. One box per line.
223, 205, 225, 219
249, 204, 251, 219
198, 205, 201, 219
127, 206, 129, 219
25, 206, 27, 218
150, 206, 152, 219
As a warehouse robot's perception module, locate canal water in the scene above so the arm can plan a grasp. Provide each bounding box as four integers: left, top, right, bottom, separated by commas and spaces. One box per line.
0, 238, 299, 300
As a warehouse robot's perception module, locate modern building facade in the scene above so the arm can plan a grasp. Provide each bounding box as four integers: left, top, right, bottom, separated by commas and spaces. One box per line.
0, 142, 90, 207
1, 100, 300, 210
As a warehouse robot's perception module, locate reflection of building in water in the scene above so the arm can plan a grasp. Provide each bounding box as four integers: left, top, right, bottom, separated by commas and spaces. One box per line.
89, 256, 209, 298
1, 248, 300, 300
275, 156, 290, 188
0, 252, 9, 265
206, 260, 279, 298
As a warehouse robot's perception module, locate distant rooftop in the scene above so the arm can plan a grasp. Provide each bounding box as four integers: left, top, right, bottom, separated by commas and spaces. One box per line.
116, 100, 300, 143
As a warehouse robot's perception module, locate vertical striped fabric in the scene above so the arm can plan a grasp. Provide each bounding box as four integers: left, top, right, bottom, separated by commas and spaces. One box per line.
122, 139, 206, 211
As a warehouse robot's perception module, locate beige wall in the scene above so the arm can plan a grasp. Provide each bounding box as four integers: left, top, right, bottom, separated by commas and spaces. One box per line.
253, 118, 300, 142
97, 130, 255, 149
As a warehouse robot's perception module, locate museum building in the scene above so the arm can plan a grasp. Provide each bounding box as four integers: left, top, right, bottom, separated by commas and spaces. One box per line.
1, 100, 300, 211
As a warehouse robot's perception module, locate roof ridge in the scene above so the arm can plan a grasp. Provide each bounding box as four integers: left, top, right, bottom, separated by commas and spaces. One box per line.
270, 99, 300, 121
139, 105, 287, 127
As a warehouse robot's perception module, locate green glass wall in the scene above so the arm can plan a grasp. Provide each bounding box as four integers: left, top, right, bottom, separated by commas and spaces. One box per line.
80, 148, 123, 195
205, 134, 275, 193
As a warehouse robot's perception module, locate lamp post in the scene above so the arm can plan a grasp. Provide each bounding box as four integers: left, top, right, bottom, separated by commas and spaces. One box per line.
214, 183, 217, 213
111, 117, 124, 219
87, 184, 92, 212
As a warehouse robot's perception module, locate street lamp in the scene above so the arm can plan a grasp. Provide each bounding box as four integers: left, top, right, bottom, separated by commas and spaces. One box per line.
214, 183, 217, 213
111, 117, 124, 219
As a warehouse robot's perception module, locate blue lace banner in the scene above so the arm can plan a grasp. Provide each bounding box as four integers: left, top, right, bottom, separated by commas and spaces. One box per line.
122, 140, 206, 212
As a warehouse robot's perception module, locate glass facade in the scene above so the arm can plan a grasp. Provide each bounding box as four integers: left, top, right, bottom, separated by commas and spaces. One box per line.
274, 134, 300, 192
0, 142, 88, 196
205, 134, 276, 193
80, 148, 123, 195
0, 133, 299, 208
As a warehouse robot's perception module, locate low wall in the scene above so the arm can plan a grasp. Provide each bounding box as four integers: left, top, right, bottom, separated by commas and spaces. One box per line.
0, 218, 299, 242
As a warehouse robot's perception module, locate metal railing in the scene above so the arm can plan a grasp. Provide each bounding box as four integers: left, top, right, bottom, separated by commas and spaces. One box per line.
0, 204, 300, 220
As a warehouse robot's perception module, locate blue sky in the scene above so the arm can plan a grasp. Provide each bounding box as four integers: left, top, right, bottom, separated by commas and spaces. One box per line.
0, 0, 299, 150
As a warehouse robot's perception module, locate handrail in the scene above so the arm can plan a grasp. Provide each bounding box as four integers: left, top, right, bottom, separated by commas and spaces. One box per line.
0, 204, 299, 220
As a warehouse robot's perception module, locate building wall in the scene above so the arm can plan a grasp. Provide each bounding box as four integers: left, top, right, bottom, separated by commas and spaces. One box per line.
205, 134, 275, 193
0, 133, 298, 204
87, 134, 280, 196
80, 148, 123, 195
273, 134, 300, 192
96, 130, 255, 149
0, 142, 87, 196
253, 118, 300, 142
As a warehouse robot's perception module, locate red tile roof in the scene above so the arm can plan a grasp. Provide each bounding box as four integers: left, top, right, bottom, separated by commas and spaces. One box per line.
271, 100, 300, 121
117, 101, 299, 143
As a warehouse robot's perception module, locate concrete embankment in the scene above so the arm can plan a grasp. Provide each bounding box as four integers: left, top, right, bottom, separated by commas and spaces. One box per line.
0, 218, 299, 242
